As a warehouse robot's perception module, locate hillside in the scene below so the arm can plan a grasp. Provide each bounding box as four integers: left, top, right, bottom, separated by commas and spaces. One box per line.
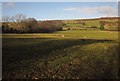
62, 17, 119, 31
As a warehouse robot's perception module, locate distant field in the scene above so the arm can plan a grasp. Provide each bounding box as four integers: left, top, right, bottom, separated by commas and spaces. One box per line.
3, 30, 119, 79
3, 30, 119, 40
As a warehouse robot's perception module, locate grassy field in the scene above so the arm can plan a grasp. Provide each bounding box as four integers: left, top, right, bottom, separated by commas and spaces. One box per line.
63, 18, 119, 30
2, 30, 119, 79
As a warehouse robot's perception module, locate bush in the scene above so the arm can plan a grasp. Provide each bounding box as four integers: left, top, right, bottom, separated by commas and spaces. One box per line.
100, 26, 104, 30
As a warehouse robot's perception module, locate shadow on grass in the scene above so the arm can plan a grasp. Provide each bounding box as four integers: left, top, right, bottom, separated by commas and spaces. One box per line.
2, 38, 115, 76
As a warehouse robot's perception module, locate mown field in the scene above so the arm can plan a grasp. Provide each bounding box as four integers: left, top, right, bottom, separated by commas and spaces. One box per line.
2, 30, 119, 79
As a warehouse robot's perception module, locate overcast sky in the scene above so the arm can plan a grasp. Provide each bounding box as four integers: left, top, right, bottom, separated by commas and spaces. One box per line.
2, 2, 118, 20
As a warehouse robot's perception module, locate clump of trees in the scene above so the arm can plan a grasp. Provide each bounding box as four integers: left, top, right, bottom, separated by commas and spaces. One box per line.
38, 20, 63, 33
2, 14, 64, 33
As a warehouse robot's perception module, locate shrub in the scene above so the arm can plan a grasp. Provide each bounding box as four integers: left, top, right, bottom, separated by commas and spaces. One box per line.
100, 26, 104, 30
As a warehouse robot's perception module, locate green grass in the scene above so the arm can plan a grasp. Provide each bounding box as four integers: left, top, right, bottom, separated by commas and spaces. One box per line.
3, 30, 119, 79
64, 20, 100, 28
65, 23, 82, 27
55, 30, 118, 40
85, 20, 100, 27
63, 19, 119, 29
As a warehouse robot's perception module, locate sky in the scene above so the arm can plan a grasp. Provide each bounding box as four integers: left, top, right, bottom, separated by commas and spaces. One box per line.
2, 2, 118, 20
2, 0, 120, 2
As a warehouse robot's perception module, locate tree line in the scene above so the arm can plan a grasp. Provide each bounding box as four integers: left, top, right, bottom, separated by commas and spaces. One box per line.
2, 14, 64, 33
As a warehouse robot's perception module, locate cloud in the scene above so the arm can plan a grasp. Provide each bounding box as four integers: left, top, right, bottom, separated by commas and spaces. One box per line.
3, 2, 15, 7
63, 6, 118, 16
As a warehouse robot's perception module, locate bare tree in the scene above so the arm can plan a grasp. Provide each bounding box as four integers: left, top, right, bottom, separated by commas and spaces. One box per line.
10, 16, 16, 22
2, 14, 26, 22
2, 16, 11, 22
14, 14, 27, 22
